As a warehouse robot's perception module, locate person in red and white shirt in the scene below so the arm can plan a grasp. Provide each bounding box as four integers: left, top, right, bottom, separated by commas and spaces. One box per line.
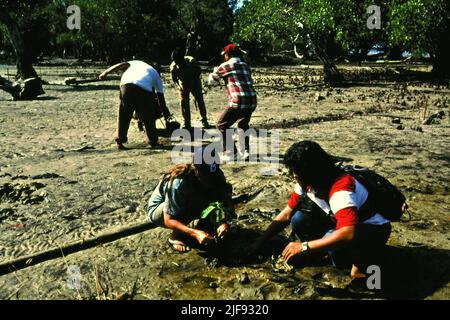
251, 140, 391, 278
208, 44, 257, 157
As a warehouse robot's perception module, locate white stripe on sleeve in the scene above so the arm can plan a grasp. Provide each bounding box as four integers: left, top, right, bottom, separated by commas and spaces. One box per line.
329, 190, 358, 213
294, 183, 303, 195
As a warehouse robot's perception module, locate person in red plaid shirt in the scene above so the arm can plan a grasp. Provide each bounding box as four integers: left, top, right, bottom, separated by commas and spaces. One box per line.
208, 44, 257, 158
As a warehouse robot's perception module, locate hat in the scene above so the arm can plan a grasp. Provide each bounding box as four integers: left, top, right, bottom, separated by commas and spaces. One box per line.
194, 147, 222, 189
171, 49, 184, 62
221, 43, 247, 56
193, 145, 220, 174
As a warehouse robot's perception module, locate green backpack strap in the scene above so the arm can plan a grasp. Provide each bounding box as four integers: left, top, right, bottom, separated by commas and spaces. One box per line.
200, 202, 230, 225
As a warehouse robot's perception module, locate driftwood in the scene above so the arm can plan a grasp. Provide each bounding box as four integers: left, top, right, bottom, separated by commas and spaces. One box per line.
0, 191, 263, 276
368, 113, 414, 120
0, 222, 156, 276
0, 75, 20, 99
64, 77, 105, 86
0, 76, 44, 100
0, 11, 45, 96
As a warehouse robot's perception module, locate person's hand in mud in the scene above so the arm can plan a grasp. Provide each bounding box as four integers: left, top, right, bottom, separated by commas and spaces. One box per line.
216, 222, 229, 240
247, 237, 265, 257
194, 229, 215, 247
282, 241, 302, 262
246, 209, 293, 258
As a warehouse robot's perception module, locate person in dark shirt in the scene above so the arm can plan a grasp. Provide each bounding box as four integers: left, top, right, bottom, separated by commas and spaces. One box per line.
148, 149, 234, 252
170, 49, 210, 129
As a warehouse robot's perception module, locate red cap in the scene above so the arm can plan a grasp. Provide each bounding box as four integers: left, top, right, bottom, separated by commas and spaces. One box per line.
221, 43, 246, 56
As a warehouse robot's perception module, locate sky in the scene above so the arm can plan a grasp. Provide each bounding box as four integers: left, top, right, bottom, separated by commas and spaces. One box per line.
236, 0, 245, 10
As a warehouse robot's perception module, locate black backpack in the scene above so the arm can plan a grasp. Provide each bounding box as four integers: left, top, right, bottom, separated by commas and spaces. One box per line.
340, 165, 408, 221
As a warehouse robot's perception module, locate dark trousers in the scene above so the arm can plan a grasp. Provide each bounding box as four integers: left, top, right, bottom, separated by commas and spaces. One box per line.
291, 210, 391, 271
216, 107, 255, 151
179, 79, 208, 128
116, 84, 158, 145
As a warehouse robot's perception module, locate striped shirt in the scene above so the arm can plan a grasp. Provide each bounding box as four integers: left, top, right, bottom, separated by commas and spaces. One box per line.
208, 57, 257, 110
287, 174, 390, 229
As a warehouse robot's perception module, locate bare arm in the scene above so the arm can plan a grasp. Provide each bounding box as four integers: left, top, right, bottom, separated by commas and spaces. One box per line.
282, 225, 355, 261
208, 66, 222, 86
99, 62, 130, 80
163, 212, 214, 246
250, 205, 293, 252
156, 93, 172, 119
309, 225, 355, 251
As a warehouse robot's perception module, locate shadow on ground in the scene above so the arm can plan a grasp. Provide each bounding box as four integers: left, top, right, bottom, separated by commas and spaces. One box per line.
305, 245, 450, 300
196, 227, 449, 300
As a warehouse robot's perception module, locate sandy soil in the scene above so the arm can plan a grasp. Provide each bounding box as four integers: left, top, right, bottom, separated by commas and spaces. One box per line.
0, 62, 449, 300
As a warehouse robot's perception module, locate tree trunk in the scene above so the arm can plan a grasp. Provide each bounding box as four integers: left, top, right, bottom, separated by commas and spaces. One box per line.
310, 36, 342, 85
385, 46, 403, 61
185, 30, 197, 56
293, 34, 304, 59
185, 0, 200, 57
432, 35, 450, 78
433, 55, 450, 78
0, 11, 44, 99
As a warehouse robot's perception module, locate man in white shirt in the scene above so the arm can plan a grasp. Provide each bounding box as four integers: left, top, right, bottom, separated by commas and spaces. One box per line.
99, 60, 172, 150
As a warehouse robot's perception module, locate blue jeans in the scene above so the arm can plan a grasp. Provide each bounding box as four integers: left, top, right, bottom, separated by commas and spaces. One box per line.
290, 210, 391, 270
290, 210, 335, 242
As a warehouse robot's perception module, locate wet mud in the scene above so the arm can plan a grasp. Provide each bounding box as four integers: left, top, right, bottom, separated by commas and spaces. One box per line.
0, 62, 449, 299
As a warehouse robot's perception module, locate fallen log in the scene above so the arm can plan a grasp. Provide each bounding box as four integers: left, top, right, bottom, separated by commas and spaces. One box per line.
0, 77, 45, 100
64, 77, 105, 85
0, 191, 260, 275
0, 221, 156, 276
0, 75, 21, 99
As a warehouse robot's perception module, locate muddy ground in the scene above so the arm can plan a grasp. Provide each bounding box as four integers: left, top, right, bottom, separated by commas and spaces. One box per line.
0, 61, 449, 300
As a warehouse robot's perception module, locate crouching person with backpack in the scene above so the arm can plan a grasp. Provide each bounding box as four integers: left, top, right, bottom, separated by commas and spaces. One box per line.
250, 140, 396, 278
147, 152, 234, 253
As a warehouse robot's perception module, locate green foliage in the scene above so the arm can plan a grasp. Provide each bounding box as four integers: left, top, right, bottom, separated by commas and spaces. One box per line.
233, 0, 448, 67
232, 0, 306, 57
171, 0, 233, 60
387, 0, 449, 56
301, 0, 335, 35
233, 0, 382, 60
0, 25, 6, 48
1, 1, 55, 60
1, 0, 448, 75
53, 0, 176, 62
0, 0, 234, 63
